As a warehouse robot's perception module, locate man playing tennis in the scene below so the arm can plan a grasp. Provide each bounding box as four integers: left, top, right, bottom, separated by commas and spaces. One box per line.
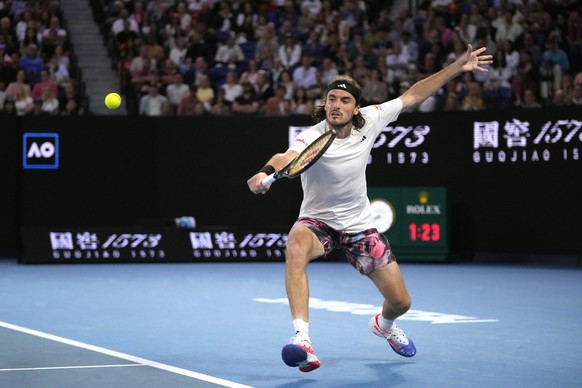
247, 45, 492, 372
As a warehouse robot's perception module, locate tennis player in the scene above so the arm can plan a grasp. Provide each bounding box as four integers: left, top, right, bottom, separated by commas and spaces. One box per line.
247, 45, 492, 372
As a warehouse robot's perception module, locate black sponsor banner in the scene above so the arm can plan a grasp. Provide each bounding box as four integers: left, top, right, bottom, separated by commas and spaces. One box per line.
20, 227, 290, 264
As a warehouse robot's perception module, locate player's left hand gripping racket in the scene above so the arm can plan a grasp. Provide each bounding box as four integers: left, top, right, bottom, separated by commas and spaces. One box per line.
262, 129, 336, 186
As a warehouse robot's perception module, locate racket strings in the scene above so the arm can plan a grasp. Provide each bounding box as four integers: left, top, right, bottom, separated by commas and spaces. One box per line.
289, 138, 329, 175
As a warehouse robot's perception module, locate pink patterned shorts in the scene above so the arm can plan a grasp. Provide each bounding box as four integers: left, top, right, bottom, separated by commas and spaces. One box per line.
294, 217, 396, 275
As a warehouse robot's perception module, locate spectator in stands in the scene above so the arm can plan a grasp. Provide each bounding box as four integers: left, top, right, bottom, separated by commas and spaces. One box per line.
539, 34, 571, 99
130, 46, 153, 76
144, 32, 164, 63
257, 45, 276, 75
13, 83, 33, 115
15, 9, 32, 43
20, 26, 40, 56
20, 43, 43, 87
169, 35, 189, 66
0, 16, 16, 54
279, 32, 301, 70
232, 81, 260, 115
290, 86, 312, 115
520, 32, 542, 66
234, 2, 258, 41
111, 7, 139, 36
139, 82, 169, 116
320, 57, 339, 85
159, 58, 179, 86
254, 22, 279, 62
165, 73, 190, 114
5, 68, 30, 100
176, 85, 204, 116
570, 83, 582, 105
461, 81, 485, 111
214, 35, 245, 69
302, 31, 325, 66
195, 74, 215, 109
455, 14, 477, 47
31, 68, 57, 100
495, 9, 523, 44
549, 89, 569, 106
185, 29, 214, 66
384, 42, 409, 87
444, 92, 460, 111
40, 85, 59, 115
360, 68, 388, 105
130, 56, 158, 96
114, 19, 139, 60
174, 1, 193, 31
239, 59, 261, 87
220, 69, 243, 105
190, 55, 209, 86
264, 85, 291, 116
276, 69, 295, 100
50, 44, 69, 69
210, 88, 231, 116
292, 55, 318, 90
501, 39, 520, 75
518, 88, 542, 108
40, 16, 67, 59
254, 69, 274, 105
511, 50, 540, 107
560, 73, 575, 102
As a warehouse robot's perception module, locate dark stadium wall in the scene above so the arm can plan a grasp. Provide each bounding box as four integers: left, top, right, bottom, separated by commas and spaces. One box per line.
0, 115, 19, 257
6, 107, 582, 261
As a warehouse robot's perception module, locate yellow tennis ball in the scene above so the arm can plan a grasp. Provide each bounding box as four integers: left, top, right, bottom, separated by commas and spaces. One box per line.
105, 93, 121, 109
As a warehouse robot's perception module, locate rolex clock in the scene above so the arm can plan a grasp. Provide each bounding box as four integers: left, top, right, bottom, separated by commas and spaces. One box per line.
370, 198, 396, 233
367, 187, 449, 262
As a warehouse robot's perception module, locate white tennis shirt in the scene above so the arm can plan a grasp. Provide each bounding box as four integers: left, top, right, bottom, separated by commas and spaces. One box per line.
289, 98, 403, 233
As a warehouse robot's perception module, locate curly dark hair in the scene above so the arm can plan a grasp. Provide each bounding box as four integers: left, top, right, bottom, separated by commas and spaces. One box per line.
312, 75, 366, 130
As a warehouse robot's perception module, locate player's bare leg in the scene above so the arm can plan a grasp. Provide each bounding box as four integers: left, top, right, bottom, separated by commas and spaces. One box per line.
367, 261, 416, 357
281, 224, 325, 372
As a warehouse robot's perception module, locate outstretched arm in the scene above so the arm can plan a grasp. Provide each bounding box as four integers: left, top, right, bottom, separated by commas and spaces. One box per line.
247, 149, 298, 194
400, 44, 493, 111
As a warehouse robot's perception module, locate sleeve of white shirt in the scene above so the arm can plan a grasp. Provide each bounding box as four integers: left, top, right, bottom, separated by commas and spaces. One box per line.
360, 98, 403, 138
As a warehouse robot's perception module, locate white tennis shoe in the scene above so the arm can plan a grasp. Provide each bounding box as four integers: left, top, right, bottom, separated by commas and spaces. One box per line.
369, 314, 416, 357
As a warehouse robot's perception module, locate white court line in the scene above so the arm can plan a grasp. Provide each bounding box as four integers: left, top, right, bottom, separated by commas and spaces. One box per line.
0, 364, 145, 372
0, 321, 254, 388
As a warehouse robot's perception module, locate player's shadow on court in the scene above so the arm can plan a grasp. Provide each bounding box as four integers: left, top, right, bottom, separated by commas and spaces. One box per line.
275, 378, 318, 388
366, 361, 409, 385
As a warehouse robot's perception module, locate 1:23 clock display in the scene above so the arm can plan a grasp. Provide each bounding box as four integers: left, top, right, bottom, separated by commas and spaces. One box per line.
408, 223, 441, 242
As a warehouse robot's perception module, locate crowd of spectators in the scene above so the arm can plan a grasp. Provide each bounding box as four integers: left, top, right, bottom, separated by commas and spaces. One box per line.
90, 0, 582, 117
0, 0, 87, 116
4, 0, 581, 117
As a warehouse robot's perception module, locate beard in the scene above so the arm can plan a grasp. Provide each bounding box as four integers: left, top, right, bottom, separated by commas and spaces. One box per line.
326, 111, 352, 129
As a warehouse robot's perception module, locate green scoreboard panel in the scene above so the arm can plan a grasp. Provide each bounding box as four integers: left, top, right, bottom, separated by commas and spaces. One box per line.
367, 186, 449, 262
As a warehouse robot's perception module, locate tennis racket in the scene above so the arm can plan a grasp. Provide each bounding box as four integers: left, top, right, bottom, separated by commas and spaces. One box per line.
262, 129, 336, 185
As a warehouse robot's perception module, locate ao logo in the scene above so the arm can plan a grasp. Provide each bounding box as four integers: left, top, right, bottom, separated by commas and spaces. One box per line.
27, 141, 55, 158
23, 133, 60, 169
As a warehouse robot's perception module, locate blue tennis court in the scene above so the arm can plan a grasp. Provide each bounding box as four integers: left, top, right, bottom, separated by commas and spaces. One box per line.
1, 259, 580, 387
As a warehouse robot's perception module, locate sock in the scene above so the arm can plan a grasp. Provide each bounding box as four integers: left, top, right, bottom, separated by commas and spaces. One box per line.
293, 318, 309, 339
378, 314, 395, 330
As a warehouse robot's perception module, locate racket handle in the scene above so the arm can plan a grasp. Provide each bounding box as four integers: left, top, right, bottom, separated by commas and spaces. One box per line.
262, 173, 276, 186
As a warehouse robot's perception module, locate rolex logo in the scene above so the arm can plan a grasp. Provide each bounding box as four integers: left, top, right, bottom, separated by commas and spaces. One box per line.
418, 191, 429, 204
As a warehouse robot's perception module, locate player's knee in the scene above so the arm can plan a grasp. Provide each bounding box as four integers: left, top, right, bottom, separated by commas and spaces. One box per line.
393, 295, 412, 315
285, 240, 310, 267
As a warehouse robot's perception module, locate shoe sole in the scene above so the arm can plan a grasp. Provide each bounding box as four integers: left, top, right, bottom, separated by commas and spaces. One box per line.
281, 344, 321, 372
